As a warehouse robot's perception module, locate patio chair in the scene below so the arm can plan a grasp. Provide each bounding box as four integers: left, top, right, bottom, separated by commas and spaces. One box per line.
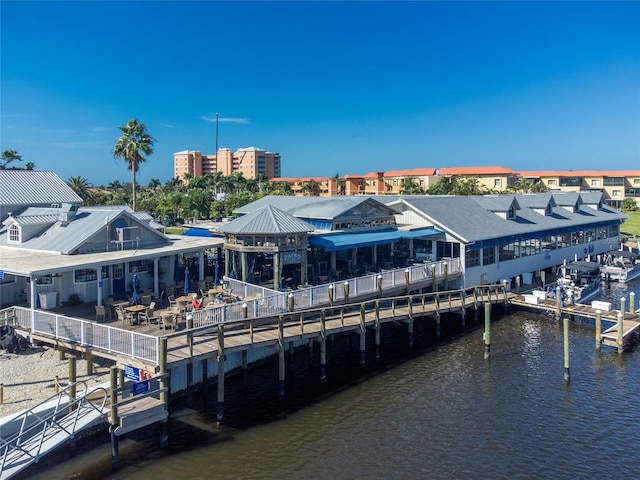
95, 305, 107, 322
141, 307, 159, 326
168, 295, 177, 310
149, 301, 157, 311
159, 291, 166, 308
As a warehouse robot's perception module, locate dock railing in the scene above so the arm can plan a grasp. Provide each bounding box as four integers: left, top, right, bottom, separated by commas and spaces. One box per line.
1, 259, 462, 367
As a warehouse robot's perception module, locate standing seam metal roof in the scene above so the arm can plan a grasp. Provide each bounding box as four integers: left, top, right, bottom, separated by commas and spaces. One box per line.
0, 170, 83, 206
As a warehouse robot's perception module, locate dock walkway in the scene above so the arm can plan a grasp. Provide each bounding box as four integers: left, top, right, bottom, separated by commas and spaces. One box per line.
510, 294, 640, 348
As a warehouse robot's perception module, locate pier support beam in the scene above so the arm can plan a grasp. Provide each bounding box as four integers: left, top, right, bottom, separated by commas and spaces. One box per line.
68, 355, 76, 414
374, 301, 381, 361
278, 316, 285, 399
407, 299, 414, 349
86, 353, 94, 376
320, 311, 327, 383
629, 292, 635, 314
217, 324, 225, 426
109, 366, 119, 470
595, 310, 602, 351
484, 303, 491, 359
359, 305, 366, 367
563, 317, 570, 382
617, 312, 624, 354
435, 312, 441, 339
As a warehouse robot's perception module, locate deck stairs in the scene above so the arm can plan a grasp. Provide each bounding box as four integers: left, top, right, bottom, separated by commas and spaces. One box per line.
0, 381, 108, 480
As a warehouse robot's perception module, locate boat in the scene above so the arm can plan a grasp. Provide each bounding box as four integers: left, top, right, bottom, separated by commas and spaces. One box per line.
551, 260, 602, 304
600, 250, 640, 283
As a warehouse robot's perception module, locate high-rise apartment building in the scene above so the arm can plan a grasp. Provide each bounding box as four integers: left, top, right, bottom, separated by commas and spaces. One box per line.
173, 147, 281, 180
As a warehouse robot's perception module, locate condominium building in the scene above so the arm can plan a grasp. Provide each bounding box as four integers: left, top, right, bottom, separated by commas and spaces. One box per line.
438, 166, 519, 191
173, 147, 281, 180
519, 170, 640, 208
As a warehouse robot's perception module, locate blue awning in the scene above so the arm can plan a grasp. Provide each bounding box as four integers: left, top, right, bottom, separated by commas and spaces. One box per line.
396, 228, 443, 239
309, 230, 400, 251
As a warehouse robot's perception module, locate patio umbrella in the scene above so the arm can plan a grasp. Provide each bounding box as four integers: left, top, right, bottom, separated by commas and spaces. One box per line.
132, 274, 141, 304
184, 267, 191, 295
213, 261, 220, 287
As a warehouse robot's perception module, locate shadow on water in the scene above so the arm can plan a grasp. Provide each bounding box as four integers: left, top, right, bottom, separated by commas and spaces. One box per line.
25, 310, 484, 480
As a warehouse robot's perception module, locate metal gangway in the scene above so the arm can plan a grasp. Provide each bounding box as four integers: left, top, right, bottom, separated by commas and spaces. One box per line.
0, 381, 108, 480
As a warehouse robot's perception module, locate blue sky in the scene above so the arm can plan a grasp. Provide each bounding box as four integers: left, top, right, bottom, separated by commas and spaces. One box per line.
1, 1, 639, 187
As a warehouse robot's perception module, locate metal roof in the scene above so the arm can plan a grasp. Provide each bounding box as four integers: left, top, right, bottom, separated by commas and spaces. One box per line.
0, 170, 82, 207
235, 195, 399, 221
217, 205, 315, 234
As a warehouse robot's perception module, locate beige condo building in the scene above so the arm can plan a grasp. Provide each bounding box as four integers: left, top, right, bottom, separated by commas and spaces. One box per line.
173, 147, 281, 181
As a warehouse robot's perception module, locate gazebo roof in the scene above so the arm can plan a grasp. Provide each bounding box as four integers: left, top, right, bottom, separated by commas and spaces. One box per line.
216, 205, 315, 235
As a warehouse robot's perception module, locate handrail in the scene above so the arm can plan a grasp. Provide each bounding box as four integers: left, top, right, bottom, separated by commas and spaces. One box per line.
1, 381, 108, 474
3, 259, 463, 368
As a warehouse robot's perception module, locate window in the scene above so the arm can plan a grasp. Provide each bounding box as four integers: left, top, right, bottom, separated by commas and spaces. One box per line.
548, 179, 556, 186
8, 224, 20, 243
634, 179, 640, 185
483, 247, 496, 265
591, 179, 600, 187
465, 249, 480, 267
0, 273, 15, 285
508, 206, 515, 219
494, 178, 501, 187
603, 177, 624, 186
75, 269, 98, 283
612, 190, 621, 197
130, 259, 153, 274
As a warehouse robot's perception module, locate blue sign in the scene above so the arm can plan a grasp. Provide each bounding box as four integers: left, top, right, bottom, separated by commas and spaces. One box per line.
124, 364, 151, 396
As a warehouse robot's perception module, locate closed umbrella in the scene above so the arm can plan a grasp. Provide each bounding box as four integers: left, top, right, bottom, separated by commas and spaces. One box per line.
213, 261, 220, 287
184, 267, 191, 295
132, 274, 141, 304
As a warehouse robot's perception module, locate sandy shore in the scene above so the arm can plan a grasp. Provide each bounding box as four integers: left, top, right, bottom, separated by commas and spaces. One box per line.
0, 345, 113, 419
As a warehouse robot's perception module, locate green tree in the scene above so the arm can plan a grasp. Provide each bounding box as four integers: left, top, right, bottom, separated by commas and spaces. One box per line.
113, 118, 155, 212
1, 149, 23, 169
621, 197, 638, 212
400, 176, 424, 195
67, 176, 94, 205
451, 176, 486, 195
426, 177, 454, 195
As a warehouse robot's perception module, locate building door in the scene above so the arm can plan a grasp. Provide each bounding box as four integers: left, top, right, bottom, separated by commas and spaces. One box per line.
113, 263, 125, 294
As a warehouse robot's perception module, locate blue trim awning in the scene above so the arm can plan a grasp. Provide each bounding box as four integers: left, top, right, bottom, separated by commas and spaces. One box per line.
309, 230, 399, 251
396, 228, 443, 239
309, 228, 442, 252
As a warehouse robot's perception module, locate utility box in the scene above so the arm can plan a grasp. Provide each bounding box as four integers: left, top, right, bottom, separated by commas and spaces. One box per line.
38, 292, 58, 309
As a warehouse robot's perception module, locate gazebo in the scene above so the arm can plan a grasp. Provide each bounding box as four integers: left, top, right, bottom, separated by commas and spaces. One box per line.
216, 205, 315, 290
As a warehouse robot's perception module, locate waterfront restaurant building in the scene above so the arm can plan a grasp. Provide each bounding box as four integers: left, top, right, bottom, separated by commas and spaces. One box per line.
230, 191, 627, 289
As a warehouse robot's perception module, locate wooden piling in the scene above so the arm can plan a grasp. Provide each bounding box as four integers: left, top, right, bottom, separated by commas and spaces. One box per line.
288, 293, 294, 312
109, 366, 119, 469
328, 284, 334, 307
278, 315, 285, 399
68, 355, 76, 413
555, 286, 562, 320
460, 291, 466, 328
595, 310, 601, 351
159, 337, 168, 405
407, 298, 414, 349
484, 302, 491, 359
617, 312, 623, 354
630, 292, 635, 314
359, 304, 366, 367
320, 311, 327, 383
516, 275, 521, 295
86, 353, 94, 376
217, 323, 225, 425
343, 281, 350, 304
54, 375, 60, 393
563, 317, 570, 382
58, 346, 66, 361
374, 300, 381, 361
404, 269, 410, 295
0, 384, 3, 405
377, 274, 383, 297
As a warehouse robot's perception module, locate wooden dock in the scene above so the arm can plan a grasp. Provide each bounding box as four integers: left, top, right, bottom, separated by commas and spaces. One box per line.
510, 294, 640, 349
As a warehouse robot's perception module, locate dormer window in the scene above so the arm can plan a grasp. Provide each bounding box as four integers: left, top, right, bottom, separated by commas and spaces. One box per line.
508, 206, 515, 219
546, 205, 552, 215
8, 224, 20, 243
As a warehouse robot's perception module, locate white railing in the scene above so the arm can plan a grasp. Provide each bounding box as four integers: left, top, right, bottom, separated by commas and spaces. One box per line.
2, 259, 460, 364
5, 307, 158, 364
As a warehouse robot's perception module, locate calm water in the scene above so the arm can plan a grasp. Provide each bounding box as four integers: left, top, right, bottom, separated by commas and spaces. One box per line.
29, 279, 640, 480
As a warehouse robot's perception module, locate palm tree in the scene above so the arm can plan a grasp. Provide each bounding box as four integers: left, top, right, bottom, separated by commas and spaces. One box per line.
67, 176, 93, 205
113, 118, 154, 211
